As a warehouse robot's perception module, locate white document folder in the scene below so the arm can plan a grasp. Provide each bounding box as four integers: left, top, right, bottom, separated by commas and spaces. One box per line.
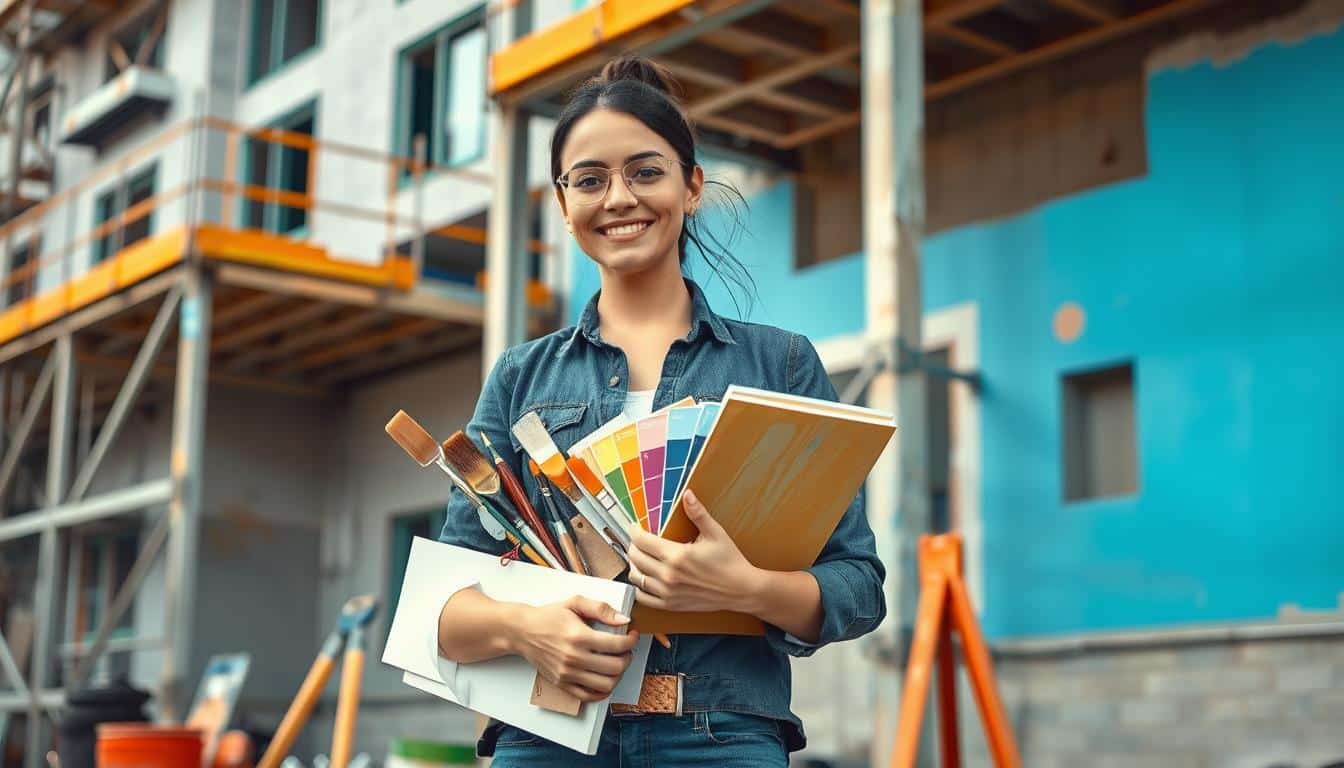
381, 537, 642, 755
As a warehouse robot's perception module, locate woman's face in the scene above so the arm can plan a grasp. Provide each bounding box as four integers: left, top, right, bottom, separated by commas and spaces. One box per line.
555, 109, 703, 276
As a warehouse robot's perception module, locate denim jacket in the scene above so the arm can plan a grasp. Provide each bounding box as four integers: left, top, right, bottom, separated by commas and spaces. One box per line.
439, 278, 887, 755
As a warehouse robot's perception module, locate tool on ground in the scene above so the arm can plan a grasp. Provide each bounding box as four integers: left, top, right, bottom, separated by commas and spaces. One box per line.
258, 595, 379, 768
890, 533, 1021, 768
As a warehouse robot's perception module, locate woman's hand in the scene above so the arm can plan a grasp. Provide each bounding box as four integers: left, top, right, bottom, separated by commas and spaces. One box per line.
512, 596, 639, 702
626, 489, 765, 613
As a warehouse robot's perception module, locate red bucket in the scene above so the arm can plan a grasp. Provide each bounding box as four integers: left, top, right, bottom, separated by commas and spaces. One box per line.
96, 723, 203, 768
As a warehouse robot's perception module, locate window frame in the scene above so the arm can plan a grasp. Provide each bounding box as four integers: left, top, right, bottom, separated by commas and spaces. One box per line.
387, 506, 449, 628
393, 6, 488, 174
238, 98, 319, 237
91, 162, 158, 266
247, 0, 323, 86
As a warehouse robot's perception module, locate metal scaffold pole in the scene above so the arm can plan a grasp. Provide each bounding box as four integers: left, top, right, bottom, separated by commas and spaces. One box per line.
160, 265, 211, 722
862, 0, 931, 766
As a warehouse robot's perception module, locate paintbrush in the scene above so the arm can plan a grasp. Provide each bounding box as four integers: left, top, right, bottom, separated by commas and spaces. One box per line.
513, 412, 669, 648
478, 430, 563, 561
530, 459, 587, 575
512, 414, 631, 577
439, 433, 563, 570
383, 411, 549, 568
444, 430, 566, 565
567, 455, 632, 549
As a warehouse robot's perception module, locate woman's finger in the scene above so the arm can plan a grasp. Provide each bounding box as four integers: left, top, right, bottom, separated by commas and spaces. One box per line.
626, 545, 671, 586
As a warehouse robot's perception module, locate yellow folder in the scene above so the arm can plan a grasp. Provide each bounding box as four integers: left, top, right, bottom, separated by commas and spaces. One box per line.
631, 385, 896, 636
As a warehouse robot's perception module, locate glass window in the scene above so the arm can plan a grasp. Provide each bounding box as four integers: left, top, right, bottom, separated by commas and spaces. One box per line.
92, 164, 157, 265
249, 0, 321, 83
398, 9, 487, 169
6, 236, 38, 307
445, 25, 487, 166
242, 103, 315, 235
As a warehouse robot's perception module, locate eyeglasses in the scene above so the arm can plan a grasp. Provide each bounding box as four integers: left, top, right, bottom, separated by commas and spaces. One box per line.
554, 156, 684, 206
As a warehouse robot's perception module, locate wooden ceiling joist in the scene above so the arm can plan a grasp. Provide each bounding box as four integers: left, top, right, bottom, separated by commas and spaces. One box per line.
1040, 0, 1118, 25
686, 42, 861, 119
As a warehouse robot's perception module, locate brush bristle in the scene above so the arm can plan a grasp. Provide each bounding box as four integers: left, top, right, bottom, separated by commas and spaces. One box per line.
385, 411, 439, 465
567, 456, 603, 492
511, 411, 560, 465
441, 432, 499, 493
527, 457, 542, 477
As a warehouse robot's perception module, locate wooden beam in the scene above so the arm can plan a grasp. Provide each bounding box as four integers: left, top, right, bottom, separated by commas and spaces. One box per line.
75, 352, 329, 400
777, 111, 861, 149
107, 39, 131, 73
1040, 0, 1117, 25
280, 317, 442, 374
930, 22, 1017, 58
318, 326, 480, 386
210, 300, 335, 354
686, 43, 861, 119
660, 56, 841, 117
924, 0, 1001, 27
695, 113, 791, 147
926, 0, 1218, 101
225, 310, 389, 372
812, 0, 860, 19
211, 290, 289, 330
706, 9, 827, 60
134, 2, 167, 66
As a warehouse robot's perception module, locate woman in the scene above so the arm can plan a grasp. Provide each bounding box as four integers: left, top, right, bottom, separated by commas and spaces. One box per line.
435, 56, 886, 766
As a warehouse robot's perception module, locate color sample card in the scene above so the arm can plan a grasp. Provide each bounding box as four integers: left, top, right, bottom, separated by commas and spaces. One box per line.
590, 436, 636, 522
678, 403, 721, 501
660, 406, 701, 522
613, 425, 649, 530
636, 414, 668, 534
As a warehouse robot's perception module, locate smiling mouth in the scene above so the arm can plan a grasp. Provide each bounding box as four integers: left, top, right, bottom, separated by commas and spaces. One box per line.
598, 221, 652, 237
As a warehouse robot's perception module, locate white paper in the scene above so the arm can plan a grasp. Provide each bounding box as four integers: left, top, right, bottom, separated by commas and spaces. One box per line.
382, 538, 637, 755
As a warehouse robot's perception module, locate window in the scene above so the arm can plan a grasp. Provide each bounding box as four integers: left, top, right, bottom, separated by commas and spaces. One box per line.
249, 0, 321, 83
70, 527, 141, 679
397, 10, 487, 170
388, 508, 448, 625
1062, 362, 1138, 501
92, 164, 157, 265
104, 7, 166, 82
242, 101, 316, 235
6, 236, 38, 307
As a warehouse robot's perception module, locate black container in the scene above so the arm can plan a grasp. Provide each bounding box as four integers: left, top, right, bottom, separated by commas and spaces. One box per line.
58, 676, 151, 768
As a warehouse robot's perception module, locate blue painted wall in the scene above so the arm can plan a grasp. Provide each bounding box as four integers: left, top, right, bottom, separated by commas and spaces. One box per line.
567, 28, 1344, 638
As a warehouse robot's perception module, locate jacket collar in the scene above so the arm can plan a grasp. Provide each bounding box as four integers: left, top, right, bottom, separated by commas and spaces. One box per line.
560, 277, 735, 356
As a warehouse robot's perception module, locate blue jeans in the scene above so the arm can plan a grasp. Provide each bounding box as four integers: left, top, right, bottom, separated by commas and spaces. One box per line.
490, 712, 789, 767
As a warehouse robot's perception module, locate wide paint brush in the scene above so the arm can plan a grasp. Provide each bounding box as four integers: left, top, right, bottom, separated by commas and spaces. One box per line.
567, 456, 632, 549
440, 433, 563, 570
443, 430, 565, 565
383, 411, 548, 568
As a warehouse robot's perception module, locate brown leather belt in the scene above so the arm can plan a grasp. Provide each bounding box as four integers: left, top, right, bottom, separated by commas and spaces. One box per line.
610, 673, 683, 716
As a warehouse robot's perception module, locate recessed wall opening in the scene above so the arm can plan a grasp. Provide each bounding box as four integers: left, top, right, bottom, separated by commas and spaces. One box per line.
1062, 362, 1138, 502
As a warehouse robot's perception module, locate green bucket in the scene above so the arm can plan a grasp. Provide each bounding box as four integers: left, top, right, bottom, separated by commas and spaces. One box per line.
389, 738, 476, 765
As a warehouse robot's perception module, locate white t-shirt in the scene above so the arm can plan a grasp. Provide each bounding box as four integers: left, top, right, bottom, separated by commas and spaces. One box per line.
622, 389, 656, 421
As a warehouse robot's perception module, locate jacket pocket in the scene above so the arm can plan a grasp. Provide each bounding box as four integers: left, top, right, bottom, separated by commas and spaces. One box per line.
509, 402, 588, 455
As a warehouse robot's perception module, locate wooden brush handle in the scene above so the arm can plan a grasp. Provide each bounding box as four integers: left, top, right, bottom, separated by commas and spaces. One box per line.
258, 653, 337, 768
570, 514, 628, 580
497, 461, 564, 562
330, 647, 365, 768
557, 531, 587, 576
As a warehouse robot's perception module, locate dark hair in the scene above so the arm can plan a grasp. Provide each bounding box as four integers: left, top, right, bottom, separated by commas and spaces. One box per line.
550, 56, 756, 315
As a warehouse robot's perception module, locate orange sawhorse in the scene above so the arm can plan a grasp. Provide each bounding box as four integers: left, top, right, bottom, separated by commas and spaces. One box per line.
890, 533, 1022, 768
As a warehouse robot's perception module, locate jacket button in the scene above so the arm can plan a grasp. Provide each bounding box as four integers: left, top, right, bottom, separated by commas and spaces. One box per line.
608, 376, 620, 387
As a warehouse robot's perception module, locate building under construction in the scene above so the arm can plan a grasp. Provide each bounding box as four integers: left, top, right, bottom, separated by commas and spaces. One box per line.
0, 0, 1341, 766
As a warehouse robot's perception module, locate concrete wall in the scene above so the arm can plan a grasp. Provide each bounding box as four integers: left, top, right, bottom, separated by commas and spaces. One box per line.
953, 632, 1344, 768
